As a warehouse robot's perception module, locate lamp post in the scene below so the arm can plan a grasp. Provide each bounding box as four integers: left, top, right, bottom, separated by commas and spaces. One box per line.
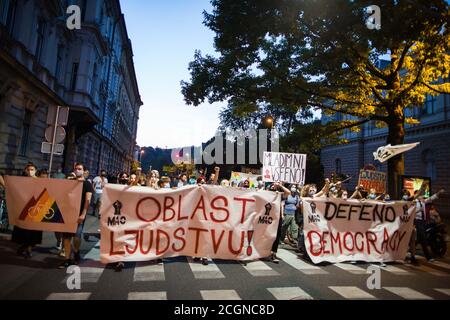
139, 148, 145, 163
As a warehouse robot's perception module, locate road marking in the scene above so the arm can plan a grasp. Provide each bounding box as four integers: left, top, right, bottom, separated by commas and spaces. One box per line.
200, 290, 241, 300
128, 292, 167, 300
434, 288, 450, 296
404, 263, 450, 276
243, 260, 279, 277
134, 261, 165, 281
187, 258, 225, 279
267, 287, 313, 300
334, 263, 367, 274
373, 264, 412, 275
46, 292, 91, 300
277, 249, 328, 274
329, 286, 376, 299
384, 287, 432, 300
429, 260, 450, 271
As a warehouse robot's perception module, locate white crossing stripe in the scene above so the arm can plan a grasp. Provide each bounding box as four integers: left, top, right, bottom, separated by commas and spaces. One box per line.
134, 261, 165, 281
373, 264, 412, 275
46, 292, 91, 300
334, 263, 367, 274
329, 286, 377, 299
404, 263, 450, 277
267, 287, 313, 300
60, 265, 104, 284
384, 287, 432, 300
434, 288, 450, 296
128, 292, 167, 300
429, 260, 450, 271
243, 260, 279, 277
187, 258, 225, 279
200, 290, 241, 300
277, 249, 328, 274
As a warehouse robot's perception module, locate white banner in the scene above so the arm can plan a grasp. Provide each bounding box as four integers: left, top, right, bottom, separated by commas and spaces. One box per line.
100, 185, 281, 264
303, 198, 416, 264
262, 152, 306, 185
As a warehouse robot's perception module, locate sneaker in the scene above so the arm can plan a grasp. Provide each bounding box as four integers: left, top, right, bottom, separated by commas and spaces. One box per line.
379, 262, 387, 267
156, 259, 163, 265
58, 260, 72, 269
114, 262, 124, 272
427, 258, 435, 263
59, 249, 66, 257
201, 258, 209, 266
73, 251, 81, 264
270, 253, 280, 264
409, 256, 419, 265
193, 257, 201, 262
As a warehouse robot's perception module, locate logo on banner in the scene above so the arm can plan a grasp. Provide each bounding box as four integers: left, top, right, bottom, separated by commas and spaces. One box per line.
258, 203, 273, 225
19, 189, 64, 223
400, 204, 411, 223
107, 200, 127, 227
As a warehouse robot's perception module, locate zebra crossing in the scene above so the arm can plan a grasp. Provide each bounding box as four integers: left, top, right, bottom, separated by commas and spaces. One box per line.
47, 242, 450, 300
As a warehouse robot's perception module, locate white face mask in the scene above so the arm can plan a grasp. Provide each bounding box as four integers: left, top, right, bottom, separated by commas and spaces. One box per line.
291, 188, 297, 193
309, 189, 316, 196
342, 194, 348, 200
75, 169, 84, 178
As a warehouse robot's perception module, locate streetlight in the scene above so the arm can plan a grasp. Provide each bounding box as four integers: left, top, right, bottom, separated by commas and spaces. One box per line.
264, 115, 274, 129
139, 148, 145, 162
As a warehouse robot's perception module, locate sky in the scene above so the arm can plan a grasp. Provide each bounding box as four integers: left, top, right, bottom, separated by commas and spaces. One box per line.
121, 0, 225, 149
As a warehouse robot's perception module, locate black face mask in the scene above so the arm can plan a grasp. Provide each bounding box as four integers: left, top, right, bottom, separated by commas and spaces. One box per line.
119, 178, 128, 185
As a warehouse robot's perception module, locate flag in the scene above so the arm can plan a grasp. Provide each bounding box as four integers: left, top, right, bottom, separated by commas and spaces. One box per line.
373, 142, 420, 163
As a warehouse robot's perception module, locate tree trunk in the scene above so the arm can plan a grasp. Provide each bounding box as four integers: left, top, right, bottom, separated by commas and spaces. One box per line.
386, 118, 405, 199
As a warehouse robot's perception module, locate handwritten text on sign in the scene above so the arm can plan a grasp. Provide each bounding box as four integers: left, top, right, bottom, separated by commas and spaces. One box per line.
263, 152, 306, 185
302, 198, 416, 264
100, 185, 281, 263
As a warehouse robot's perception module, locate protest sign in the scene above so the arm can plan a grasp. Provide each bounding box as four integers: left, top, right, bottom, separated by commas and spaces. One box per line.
5, 176, 82, 233
229, 172, 260, 188
262, 152, 306, 185
358, 169, 387, 194
303, 198, 416, 264
100, 185, 280, 263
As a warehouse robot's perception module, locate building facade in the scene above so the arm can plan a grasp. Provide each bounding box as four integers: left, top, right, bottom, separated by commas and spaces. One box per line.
0, 0, 142, 176
321, 88, 450, 216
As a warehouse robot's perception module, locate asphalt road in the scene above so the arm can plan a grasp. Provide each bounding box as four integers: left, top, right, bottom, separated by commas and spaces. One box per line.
0, 215, 449, 300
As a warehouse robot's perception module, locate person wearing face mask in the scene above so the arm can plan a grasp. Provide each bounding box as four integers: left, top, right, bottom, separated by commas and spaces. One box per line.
401, 189, 412, 201
280, 185, 301, 246
12, 163, 43, 259
340, 189, 349, 200
367, 188, 381, 200
118, 172, 129, 185
58, 163, 93, 269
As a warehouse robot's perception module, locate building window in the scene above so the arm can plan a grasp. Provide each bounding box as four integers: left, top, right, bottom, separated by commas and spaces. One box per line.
55, 45, 63, 83
19, 109, 33, 156
421, 95, 436, 116
335, 158, 342, 175
35, 18, 46, 62
3, 0, 17, 35
71, 62, 79, 91
422, 149, 436, 180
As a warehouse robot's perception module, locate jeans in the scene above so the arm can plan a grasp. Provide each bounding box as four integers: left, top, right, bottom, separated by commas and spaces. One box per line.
271, 215, 283, 253
280, 214, 298, 243
414, 219, 432, 260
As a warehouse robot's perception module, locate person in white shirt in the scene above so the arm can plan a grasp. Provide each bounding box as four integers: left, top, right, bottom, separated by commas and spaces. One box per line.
92, 170, 108, 218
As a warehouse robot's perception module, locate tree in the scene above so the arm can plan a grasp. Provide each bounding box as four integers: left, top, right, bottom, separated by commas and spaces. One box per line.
181, 0, 450, 197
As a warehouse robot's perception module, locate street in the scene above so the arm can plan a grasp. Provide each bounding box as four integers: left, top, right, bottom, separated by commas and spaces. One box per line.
1, 216, 449, 300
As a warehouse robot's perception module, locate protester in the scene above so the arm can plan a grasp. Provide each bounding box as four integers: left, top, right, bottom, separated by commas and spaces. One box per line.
12, 163, 43, 259
83, 170, 92, 184
138, 173, 147, 187
220, 179, 230, 187
129, 173, 139, 186
278, 184, 300, 246
177, 174, 188, 188
409, 187, 445, 263
118, 172, 129, 185
264, 181, 291, 263
54, 167, 66, 179
92, 170, 108, 218
59, 163, 93, 268
37, 169, 49, 178
207, 167, 220, 185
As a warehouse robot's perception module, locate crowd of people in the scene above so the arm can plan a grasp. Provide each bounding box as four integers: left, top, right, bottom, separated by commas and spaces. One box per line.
0, 162, 446, 271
